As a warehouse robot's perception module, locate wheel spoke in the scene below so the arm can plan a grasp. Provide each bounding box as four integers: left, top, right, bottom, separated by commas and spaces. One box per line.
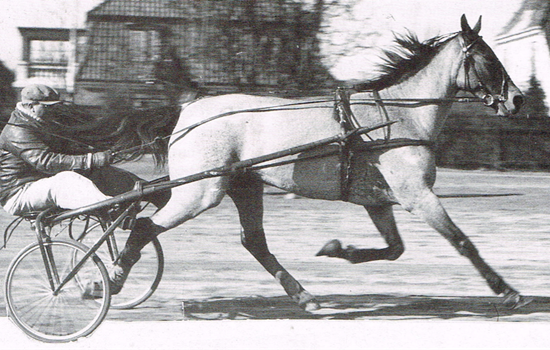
77, 221, 163, 309
5, 240, 110, 342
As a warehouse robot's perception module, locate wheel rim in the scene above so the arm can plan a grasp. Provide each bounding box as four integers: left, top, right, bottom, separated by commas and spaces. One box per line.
5, 240, 110, 342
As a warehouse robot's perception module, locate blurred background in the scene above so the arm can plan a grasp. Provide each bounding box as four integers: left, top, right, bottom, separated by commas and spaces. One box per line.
0, 0, 548, 169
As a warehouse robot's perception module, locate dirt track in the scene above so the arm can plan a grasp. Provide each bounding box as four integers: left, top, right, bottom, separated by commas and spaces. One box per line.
0, 161, 549, 329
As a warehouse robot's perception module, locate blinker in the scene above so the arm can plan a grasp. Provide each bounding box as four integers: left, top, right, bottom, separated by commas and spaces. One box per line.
482, 94, 506, 107
482, 94, 494, 106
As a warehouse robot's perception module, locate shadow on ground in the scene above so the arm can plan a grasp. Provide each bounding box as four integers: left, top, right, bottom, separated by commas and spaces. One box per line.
180, 294, 550, 321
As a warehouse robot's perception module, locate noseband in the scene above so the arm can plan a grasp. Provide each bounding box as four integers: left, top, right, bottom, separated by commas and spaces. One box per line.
459, 34, 507, 108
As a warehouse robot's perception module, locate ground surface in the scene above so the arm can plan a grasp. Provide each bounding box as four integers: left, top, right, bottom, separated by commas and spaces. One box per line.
0, 158, 549, 348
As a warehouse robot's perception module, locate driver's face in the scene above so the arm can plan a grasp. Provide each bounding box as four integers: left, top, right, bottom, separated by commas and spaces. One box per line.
30, 102, 61, 119
31, 103, 48, 118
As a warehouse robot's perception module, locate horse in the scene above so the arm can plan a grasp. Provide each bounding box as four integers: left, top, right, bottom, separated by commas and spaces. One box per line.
128, 15, 528, 311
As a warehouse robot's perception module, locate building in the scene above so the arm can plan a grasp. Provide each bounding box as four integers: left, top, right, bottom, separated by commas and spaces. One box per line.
14, 27, 87, 100
494, 0, 550, 109
74, 0, 334, 108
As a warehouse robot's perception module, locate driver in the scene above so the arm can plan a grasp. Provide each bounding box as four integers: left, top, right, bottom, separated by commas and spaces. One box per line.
0, 84, 170, 215
0, 84, 169, 295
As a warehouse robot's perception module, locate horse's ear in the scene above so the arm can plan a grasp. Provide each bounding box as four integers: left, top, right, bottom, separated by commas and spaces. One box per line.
460, 15, 481, 39
461, 14, 482, 36
472, 16, 482, 35
461, 14, 471, 32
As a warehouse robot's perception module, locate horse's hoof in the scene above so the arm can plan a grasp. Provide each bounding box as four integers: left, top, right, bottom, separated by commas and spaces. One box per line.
301, 299, 321, 312
294, 290, 320, 312
503, 292, 534, 309
299, 296, 321, 312
316, 239, 344, 258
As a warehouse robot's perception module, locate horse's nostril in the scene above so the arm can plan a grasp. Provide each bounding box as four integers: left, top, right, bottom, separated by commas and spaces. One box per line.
513, 95, 524, 109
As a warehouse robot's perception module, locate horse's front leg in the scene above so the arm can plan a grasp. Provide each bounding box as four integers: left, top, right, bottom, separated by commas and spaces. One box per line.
317, 205, 405, 263
227, 174, 320, 311
408, 188, 531, 308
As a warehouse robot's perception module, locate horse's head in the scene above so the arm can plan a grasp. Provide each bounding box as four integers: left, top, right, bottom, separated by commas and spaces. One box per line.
456, 14, 524, 115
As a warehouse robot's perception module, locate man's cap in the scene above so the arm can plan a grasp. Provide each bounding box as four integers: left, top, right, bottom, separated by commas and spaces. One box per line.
21, 84, 62, 105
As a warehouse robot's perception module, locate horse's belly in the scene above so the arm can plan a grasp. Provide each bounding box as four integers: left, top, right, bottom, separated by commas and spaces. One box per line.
258, 146, 398, 205
346, 154, 398, 206
258, 145, 342, 200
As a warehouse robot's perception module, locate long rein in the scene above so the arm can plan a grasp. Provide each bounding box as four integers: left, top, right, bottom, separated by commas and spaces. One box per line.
0, 92, 485, 161
110, 92, 485, 159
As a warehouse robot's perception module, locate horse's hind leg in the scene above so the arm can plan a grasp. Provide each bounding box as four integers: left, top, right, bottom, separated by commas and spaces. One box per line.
227, 174, 320, 311
409, 190, 531, 308
317, 205, 405, 263
89, 178, 227, 296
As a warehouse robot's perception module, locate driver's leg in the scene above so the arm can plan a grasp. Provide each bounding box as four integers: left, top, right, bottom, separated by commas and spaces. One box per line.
85, 166, 171, 209
3, 171, 110, 215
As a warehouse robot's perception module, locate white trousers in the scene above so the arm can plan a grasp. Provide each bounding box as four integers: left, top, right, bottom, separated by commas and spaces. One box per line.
3, 171, 111, 216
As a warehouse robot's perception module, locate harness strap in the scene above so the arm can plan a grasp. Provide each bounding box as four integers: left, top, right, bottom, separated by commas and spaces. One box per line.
353, 138, 434, 152
333, 88, 359, 201
332, 88, 436, 202
372, 90, 392, 141
334, 88, 394, 201
333, 88, 355, 131
338, 141, 354, 202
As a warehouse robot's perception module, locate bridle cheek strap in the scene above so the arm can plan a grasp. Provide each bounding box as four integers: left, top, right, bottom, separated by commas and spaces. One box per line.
457, 35, 507, 108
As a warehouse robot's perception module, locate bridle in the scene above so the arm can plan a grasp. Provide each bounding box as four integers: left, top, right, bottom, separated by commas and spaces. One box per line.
458, 33, 508, 109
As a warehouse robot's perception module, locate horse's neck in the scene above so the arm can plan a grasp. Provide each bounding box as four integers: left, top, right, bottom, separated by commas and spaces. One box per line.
378, 39, 462, 140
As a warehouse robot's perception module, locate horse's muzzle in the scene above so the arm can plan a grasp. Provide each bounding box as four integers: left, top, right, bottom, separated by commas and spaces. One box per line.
495, 91, 524, 116
511, 94, 524, 113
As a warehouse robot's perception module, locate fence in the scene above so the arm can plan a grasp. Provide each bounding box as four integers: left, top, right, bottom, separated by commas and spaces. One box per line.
436, 115, 550, 170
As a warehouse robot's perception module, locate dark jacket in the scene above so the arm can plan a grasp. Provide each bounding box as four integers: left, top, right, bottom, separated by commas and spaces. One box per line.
0, 108, 92, 205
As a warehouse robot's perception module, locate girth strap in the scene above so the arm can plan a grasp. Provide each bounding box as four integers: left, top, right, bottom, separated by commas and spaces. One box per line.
372, 90, 392, 141
333, 88, 359, 201
332, 88, 433, 202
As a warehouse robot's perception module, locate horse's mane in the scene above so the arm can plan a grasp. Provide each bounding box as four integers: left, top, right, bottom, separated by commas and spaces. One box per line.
44, 103, 181, 168
354, 31, 459, 91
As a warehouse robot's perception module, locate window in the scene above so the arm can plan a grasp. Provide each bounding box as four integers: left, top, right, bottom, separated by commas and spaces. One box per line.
27, 39, 70, 81
129, 30, 161, 63
128, 29, 161, 80
18, 28, 86, 87
29, 40, 70, 64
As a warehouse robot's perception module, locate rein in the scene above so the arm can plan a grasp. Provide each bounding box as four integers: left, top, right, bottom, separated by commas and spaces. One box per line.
1, 92, 484, 160
116, 99, 342, 158
154, 93, 483, 153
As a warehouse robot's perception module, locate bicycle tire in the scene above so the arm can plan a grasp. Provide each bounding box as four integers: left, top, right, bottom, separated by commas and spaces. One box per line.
5, 239, 110, 343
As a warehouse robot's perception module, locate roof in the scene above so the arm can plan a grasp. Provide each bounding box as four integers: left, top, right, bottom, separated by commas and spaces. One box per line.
88, 0, 303, 20
89, 0, 188, 18
499, 0, 550, 36
18, 27, 87, 41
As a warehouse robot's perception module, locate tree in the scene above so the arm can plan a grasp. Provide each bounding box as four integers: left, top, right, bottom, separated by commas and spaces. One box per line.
0, 61, 15, 104
540, 0, 550, 49
0, 60, 15, 123
522, 74, 549, 118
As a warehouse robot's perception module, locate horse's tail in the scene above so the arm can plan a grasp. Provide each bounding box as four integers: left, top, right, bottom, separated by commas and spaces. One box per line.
112, 105, 182, 168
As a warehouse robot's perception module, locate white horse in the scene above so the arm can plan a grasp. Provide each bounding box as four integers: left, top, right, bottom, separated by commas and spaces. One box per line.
137, 15, 527, 311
